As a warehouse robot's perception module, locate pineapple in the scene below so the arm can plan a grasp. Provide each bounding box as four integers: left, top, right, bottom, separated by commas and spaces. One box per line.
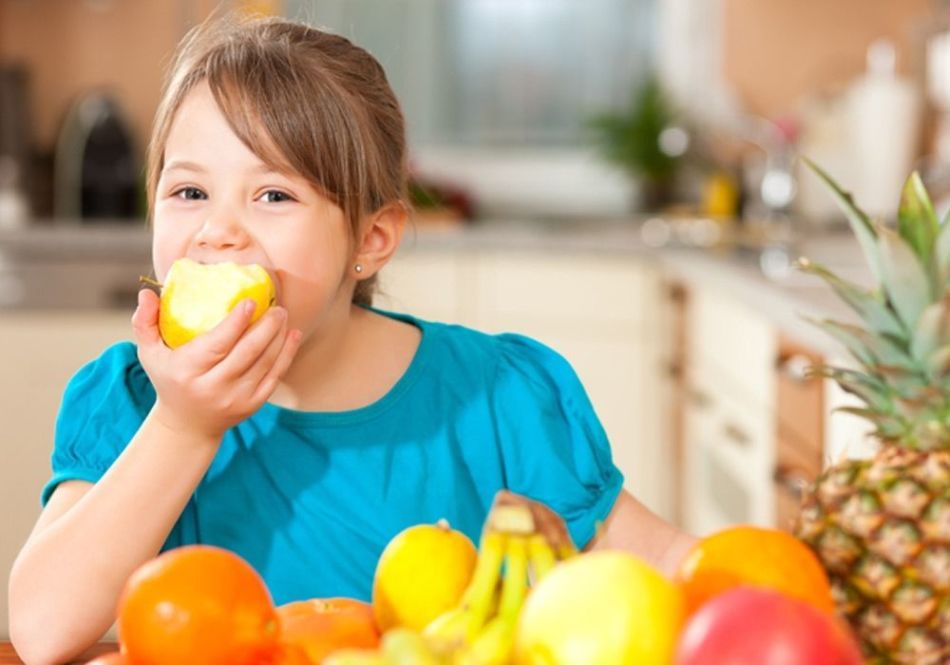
794, 160, 950, 665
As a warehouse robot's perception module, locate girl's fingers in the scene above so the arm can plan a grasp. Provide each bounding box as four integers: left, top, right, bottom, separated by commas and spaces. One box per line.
191, 298, 258, 366
234, 311, 290, 388
251, 328, 303, 403
132, 289, 162, 346
209, 306, 288, 379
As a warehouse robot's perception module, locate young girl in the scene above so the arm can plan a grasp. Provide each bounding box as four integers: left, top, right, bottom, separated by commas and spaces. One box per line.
9, 15, 694, 664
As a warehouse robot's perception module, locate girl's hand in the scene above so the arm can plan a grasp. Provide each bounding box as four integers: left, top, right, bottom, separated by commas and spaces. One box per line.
131, 288, 302, 441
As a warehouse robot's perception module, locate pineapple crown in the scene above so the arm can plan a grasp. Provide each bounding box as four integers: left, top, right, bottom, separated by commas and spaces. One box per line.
799, 159, 950, 451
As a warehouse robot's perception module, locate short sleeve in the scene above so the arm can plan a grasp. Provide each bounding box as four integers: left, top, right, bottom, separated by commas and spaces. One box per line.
490, 334, 624, 550
41, 342, 155, 506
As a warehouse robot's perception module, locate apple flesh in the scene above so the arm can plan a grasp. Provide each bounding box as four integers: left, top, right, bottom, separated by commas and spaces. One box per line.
674, 587, 864, 665
158, 258, 276, 349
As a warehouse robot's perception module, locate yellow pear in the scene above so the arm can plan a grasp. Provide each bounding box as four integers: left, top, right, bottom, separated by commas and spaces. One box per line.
514, 550, 684, 665
158, 258, 276, 349
372, 520, 477, 632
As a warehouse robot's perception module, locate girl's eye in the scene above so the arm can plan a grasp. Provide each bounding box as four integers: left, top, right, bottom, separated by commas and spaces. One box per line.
174, 186, 207, 201
260, 190, 294, 203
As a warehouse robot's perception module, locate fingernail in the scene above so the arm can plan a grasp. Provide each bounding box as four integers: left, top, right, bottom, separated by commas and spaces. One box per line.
243, 300, 256, 315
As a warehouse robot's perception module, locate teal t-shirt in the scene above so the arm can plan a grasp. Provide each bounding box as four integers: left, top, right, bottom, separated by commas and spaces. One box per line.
43, 310, 623, 605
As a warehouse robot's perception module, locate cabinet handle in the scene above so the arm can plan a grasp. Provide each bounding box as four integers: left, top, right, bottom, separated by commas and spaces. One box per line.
722, 422, 750, 447
775, 352, 815, 384
772, 464, 814, 500
689, 388, 712, 408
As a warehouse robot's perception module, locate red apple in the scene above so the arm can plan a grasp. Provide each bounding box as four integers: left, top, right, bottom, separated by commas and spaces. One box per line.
674, 587, 863, 665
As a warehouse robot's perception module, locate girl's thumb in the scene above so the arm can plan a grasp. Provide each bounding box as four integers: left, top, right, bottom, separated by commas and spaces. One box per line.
132, 288, 162, 346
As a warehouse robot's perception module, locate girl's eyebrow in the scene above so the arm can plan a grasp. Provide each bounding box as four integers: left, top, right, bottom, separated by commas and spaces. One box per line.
163, 160, 283, 176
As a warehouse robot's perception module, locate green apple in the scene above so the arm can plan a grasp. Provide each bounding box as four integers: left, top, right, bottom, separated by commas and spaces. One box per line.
158, 258, 276, 349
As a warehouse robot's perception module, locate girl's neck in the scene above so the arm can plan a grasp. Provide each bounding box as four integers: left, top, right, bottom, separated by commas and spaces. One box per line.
268, 304, 421, 413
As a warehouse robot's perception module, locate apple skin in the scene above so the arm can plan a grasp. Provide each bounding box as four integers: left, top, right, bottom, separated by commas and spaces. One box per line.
158, 258, 276, 349
674, 587, 864, 665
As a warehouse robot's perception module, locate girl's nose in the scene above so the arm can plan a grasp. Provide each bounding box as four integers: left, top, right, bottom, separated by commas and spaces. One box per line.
194, 211, 250, 251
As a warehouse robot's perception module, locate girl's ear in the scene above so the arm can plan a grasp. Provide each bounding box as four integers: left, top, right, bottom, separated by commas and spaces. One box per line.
351, 201, 408, 278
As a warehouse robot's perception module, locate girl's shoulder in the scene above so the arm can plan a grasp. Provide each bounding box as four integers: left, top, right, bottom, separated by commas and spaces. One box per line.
395, 311, 581, 396
63, 340, 155, 414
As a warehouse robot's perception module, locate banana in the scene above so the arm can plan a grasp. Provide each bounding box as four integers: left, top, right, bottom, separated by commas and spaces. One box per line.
453, 615, 515, 665
526, 533, 556, 584
381, 628, 443, 665
497, 535, 529, 620
556, 541, 578, 561
454, 535, 529, 665
458, 530, 507, 638
425, 531, 507, 651
422, 493, 575, 665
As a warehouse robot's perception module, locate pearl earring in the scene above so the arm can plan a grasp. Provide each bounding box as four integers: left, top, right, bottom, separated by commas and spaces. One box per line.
354, 264, 364, 274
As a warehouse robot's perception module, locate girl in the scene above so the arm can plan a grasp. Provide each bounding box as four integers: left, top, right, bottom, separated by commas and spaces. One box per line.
9, 15, 694, 664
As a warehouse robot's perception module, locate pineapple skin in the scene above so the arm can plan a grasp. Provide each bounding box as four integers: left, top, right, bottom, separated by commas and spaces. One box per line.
797, 447, 949, 664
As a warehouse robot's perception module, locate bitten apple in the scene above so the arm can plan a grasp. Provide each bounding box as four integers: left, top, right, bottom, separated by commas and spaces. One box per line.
157, 258, 276, 348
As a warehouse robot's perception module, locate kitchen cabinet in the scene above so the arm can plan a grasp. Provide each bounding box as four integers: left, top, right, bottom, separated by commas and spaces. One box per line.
682, 282, 777, 536
0, 312, 132, 637
773, 335, 825, 532
376, 247, 675, 522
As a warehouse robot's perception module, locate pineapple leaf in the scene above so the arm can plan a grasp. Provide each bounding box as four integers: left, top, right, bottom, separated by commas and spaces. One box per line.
809, 365, 894, 412
807, 317, 920, 376
802, 157, 883, 283
834, 406, 906, 436
910, 295, 950, 365
877, 224, 932, 329
805, 318, 875, 366
897, 172, 939, 265
936, 216, 950, 295
796, 258, 905, 338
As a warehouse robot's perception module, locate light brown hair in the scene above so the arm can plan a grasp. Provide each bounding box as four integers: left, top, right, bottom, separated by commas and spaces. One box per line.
146, 14, 409, 306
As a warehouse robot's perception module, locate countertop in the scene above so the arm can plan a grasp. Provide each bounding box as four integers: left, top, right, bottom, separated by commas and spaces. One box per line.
0, 219, 869, 358
0, 642, 117, 664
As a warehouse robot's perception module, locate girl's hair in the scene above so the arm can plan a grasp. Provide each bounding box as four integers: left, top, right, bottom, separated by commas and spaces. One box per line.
146, 15, 409, 306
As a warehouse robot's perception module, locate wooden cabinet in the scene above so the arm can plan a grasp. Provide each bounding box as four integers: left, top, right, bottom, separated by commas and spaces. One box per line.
773, 335, 825, 532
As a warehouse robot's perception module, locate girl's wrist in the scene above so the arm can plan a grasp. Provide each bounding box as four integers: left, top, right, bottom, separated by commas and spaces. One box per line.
148, 401, 224, 448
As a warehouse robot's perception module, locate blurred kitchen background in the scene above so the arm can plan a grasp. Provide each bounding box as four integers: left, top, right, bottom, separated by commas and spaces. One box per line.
1, 0, 948, 636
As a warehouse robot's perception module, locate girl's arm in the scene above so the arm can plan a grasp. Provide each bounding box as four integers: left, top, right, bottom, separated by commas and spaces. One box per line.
587, 489, 697, 578
8, 418, 220, 665
8, 290, 300, 665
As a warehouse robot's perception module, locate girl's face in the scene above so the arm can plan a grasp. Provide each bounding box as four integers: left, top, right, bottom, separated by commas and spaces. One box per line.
152, 81, 354, 338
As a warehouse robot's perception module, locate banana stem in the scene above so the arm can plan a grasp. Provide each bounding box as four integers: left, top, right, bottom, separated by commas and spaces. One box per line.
498, 536, 529, 619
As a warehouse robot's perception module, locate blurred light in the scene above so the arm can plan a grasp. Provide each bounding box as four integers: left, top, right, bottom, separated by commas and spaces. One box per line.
761, 169, 796, 209
658, 126, 689, 157
640, 216, 671, 247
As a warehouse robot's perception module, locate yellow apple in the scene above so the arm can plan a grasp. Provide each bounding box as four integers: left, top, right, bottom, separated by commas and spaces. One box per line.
158, 258, 276, 349
372, 520, 477, 632
514, 550, 684, 665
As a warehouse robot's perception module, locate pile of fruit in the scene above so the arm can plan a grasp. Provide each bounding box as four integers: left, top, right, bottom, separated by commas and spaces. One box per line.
85, 490, 869, 665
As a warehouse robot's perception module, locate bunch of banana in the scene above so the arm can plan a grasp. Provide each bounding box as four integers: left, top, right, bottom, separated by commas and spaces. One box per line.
326, 492, 577, 665
421, 492, 578, 665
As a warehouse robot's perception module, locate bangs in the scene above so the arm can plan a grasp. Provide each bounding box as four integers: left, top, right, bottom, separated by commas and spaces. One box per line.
201, 46, 366, 220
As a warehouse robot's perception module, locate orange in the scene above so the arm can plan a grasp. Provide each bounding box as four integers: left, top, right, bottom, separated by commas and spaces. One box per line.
373, 520, 477, 631
268, 642, 312, 665
117, 545, 280, 664
675, 526, 834, 616
276, 598, 380, 663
